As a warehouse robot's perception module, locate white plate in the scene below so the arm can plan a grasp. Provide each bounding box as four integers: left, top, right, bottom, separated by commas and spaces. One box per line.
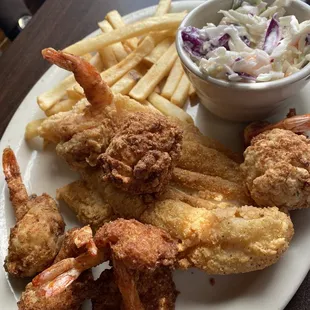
1, 1, 310, 309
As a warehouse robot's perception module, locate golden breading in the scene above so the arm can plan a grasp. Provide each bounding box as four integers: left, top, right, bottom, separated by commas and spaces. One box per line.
94, 219, 178, 270
178, 140, 243, 183
242, 129, 310, 210
99, 111, 183, 195
171, 167, 253, 207
57, 180, 115, 230
140, 200, 294, 274
3, 148, 65, 277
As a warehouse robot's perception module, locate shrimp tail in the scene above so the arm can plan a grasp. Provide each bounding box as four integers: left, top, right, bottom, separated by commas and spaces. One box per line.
32, 226, 107, 298
42, 48, 113, 107
266, 114, 310, 133
244, 114, 310, 145
2, 148, 29, 221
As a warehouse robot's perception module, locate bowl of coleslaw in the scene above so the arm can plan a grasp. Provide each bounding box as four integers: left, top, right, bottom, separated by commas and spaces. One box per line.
176, 0, 310, 121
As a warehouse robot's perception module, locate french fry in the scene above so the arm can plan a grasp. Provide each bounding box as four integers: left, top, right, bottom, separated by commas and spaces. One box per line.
188, 83, 196, 97
97, 20, 118, 68
111, 69, 143, 95
155, 0, 172, 16
101, 35, 156, 86
25, 119, 45, 140
148, 92, 193, 124
37, 53, 102, 111
171, 73, 191, 108
90, 53, 104, 72
161, 58, 183, 99
82, 53, 93, 62
143, 37, 174, 65
66, 85, 84, 100
140, 99, 163, 114
37, 74, 76, 111
129, 43, 178, 101
63, 13, 186, 55
98, 20, 128, 62
45, 99, 77, 116
106, 10, 139, 50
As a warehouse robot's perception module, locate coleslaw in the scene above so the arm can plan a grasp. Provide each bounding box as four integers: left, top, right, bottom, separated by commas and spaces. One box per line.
181, 0, 310, 82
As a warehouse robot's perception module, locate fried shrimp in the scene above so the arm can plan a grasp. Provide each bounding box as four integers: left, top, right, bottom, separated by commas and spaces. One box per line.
18, 228, 95, 310
31, 219, 178, 309
42, 48, 113, 107
3, 148, 65, 277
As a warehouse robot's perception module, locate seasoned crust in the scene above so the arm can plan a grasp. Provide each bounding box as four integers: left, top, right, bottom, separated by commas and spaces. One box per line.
99, 112, 183, 195
242, 129, 310, 210
94, 219, 178, 271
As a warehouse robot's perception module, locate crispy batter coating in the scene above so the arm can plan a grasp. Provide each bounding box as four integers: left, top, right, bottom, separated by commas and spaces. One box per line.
171, 168, 253, 208
18, 228, 95, 310
92, 269, 122, 310
18, 270, 93, 310
57, 180, 114, 231
94, 219, 178, 271
56, 121, 115, 169
3, 148, 65, 277
241, 129, 310, 210
92, 267, 177, 310
172, 118, 242, 163
140, 200, 294, 274
5, 194, 65, 277
99, 112, 183, 195
178, 140, 243, 183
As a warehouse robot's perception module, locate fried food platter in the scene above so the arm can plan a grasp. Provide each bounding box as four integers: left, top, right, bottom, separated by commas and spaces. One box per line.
1, 1, 310, 310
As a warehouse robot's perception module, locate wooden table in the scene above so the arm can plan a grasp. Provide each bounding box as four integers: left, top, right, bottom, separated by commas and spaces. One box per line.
0, 0, 309, 308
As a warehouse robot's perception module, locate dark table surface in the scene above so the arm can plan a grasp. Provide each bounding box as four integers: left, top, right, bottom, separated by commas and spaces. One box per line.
0, 0, 309, 309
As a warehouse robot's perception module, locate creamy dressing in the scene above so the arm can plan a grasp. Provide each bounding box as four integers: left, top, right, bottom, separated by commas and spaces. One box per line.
181, 0, 310, 82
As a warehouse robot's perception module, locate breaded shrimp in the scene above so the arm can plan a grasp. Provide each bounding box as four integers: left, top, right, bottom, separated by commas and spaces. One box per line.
31, 220, 178, 310
18, 227, 95, 310
3, 148, 65, 277
42, 48, 113, 107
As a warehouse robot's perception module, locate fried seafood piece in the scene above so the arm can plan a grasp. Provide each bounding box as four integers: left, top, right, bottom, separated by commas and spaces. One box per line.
18, 271, 93, 310
2, 148, 65, 277
242, 125, 310, 210
32, 220, 178, 310
92, 267, 177, 310
39, 48, 116, 168
99, 111, 183, 195
139, 200, 294, 274
18, 227, 95, 310
57, 180, 115, 231
77, 171, 293, 275
178, 140, 243, 183
171, 168, 253, 207
173, 118, 242, 163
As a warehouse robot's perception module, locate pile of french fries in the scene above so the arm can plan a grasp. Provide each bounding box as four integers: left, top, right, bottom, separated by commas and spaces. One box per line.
26, 0, 196, 140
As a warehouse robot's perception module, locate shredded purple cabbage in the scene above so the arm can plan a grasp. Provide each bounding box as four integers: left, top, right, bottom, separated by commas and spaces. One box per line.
306, 34, 310, 46
263, 15, 280, 55
218, 34, 230, 50
181, 26, 207, 58
241, 36, 251, 47
236, 72, 256, 81
235, 57, 242, 62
